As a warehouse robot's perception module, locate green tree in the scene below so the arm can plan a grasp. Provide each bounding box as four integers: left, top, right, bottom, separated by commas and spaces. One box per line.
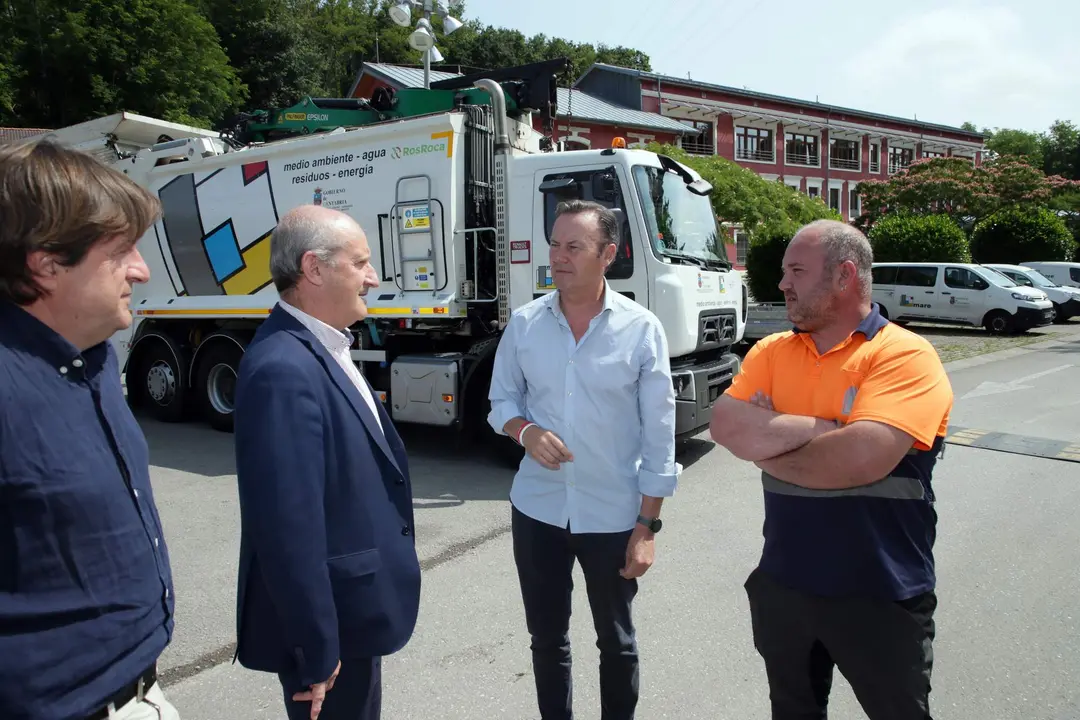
984, 127, 1044, 166
868, 214, 970, 263
856, 155, 1080, 234
970, 206, 1077, 264
744, 223, 796, 303
645, 142, 838, 236
0, 0, 244, 128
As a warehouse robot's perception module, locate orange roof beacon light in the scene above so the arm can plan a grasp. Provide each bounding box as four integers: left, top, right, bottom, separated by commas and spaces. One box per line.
611, 136, 627, 148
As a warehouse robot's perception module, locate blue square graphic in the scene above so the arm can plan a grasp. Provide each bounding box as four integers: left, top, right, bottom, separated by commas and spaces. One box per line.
203, 223, 244, 281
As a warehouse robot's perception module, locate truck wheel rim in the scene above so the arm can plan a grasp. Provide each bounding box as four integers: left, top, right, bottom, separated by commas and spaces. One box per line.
208, 363, 237, 415
146, 361, 175, 405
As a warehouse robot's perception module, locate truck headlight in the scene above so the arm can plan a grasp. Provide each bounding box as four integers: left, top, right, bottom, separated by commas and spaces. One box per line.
672, 372, 695, 401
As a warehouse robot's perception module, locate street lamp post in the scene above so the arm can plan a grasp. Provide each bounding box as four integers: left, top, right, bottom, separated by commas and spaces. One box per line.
388, 0, 463, 89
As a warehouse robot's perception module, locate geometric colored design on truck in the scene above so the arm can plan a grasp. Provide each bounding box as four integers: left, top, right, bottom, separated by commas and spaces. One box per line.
153, 160, 279, 296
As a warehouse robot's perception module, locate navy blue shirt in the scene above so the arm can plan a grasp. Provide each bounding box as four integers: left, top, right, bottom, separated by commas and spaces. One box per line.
0, 300, 174, 720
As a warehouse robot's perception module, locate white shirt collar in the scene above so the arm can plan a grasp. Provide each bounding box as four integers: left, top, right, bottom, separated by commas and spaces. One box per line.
278, 299, 352, 354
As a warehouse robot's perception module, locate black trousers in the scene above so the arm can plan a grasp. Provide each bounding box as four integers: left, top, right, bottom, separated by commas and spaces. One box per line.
744, 567, 937, 720
281, 656, 381, 720
511, 504, 640, 720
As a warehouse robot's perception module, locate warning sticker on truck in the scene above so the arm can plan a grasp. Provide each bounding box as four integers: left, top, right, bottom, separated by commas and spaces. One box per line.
403, 205, 430, 230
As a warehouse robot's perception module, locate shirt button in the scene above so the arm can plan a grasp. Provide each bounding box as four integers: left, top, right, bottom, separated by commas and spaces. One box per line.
165, 588, 170, 598
133, 489, 139, 498
401, 525, 410, 536
154, 537, 160, 548
72, 358, 84, 368
59, 366, 68, 374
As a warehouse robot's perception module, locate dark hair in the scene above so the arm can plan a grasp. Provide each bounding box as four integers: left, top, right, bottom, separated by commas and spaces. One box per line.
554, 199, 620, 255
0, 138, 162, 304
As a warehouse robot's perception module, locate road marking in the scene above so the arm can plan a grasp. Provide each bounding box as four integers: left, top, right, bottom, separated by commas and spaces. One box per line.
946, 426, 1080, 463
960, 364, 1074, 400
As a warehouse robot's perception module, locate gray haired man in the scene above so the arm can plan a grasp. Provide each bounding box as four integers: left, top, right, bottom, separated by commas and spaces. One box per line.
233, 204, 420, 720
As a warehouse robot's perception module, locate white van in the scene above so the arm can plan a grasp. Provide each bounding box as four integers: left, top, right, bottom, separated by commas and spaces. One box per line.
871, 262, 1055, 333
1019, 261, 1080, 290
986, 263, 1080, 322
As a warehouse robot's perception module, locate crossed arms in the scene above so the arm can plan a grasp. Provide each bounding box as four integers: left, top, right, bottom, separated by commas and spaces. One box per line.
709, 337, 953, 490
709, 394, 917, 490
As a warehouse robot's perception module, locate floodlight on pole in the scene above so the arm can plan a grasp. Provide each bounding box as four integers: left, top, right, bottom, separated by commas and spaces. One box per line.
388, 0, 463, 88
388, 1, 411, 27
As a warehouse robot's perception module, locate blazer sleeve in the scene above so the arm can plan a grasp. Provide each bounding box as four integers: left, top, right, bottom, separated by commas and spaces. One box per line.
234, 358, 340, 688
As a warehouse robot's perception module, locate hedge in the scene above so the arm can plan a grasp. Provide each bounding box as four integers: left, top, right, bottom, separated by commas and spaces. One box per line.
744, 223, 796, 303
867, 213, 971, 263
970, 206, 1077, 264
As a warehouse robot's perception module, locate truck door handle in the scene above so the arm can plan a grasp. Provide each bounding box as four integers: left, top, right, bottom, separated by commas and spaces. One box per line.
941, 291, 952, 295
925, 291, 934, 294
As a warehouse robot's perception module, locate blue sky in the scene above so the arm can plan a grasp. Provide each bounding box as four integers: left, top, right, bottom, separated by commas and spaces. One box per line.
458, 0, 1077, 134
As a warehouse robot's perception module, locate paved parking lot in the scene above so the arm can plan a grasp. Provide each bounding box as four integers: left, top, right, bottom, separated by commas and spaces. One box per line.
147, 329, 1080, 719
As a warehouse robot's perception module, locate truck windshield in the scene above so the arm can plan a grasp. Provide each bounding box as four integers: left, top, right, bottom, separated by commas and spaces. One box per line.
632, 164, 726, 268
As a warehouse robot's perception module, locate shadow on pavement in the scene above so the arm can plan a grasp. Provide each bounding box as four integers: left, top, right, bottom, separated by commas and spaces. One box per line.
138, 409, 716, 506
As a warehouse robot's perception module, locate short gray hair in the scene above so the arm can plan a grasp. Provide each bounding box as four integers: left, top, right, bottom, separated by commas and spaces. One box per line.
799, 219, 873, 298
269, 210, 349, 293
555, 199, 620, 254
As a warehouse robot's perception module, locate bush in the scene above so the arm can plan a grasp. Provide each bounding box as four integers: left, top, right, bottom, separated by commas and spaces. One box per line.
867, 213, 970, 263
744, 222, 796, 303
970, 206, 1078, 264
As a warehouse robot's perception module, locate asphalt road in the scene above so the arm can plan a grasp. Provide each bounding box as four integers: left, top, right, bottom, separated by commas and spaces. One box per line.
146, 327, 1080, 720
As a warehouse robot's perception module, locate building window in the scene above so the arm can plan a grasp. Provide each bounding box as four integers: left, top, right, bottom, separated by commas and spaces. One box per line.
829, 187, 841, 212
808, 185, 820, 199
829, 137, 860, 171
923, 150, 945, 159
735, 230, 749, 266
889, 146, 914, 173
786, 132, 819, 166
849, 188, 861, 217
869, 143, 880, 173
681, 120, 714, 155
735, 126, 775, 162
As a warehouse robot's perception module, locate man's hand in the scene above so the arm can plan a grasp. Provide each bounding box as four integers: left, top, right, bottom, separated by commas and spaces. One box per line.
749, 391, 774, 411
619, 525, 655, 579
522, 425, 573, 470
292, 660, 341, 720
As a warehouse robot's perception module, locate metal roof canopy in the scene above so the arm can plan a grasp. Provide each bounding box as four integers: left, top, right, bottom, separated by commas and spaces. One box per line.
660, 98, 976, 149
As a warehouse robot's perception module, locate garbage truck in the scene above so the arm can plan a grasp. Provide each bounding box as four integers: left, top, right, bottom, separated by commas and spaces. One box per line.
41, 59, 746, 460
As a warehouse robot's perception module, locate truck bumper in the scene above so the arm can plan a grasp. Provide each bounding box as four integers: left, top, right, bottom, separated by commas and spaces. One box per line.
673, 352, 741, 440
1055, 297, 1080, 320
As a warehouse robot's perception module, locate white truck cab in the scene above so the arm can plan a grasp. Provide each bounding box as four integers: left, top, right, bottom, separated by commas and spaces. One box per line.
986, 263, 1080, 322
1020, 261, 1080, 290
871, 262, 1054, 333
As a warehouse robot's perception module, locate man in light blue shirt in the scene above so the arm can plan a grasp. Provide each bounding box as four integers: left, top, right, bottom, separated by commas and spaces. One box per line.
488, 199, 681, 720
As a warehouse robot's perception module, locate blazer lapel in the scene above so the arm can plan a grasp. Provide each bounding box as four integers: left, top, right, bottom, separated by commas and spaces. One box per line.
279, 315, 404, 478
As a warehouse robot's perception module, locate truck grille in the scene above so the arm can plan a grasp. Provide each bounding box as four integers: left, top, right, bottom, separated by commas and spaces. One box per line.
700, 312, 737, 348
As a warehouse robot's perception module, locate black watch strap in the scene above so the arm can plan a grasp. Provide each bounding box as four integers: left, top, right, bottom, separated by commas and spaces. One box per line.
637, 514, 662, 533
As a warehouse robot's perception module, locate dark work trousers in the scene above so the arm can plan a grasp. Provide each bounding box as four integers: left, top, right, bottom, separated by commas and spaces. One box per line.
511, 503, 640, 720
280, 656, 381, 720
744, 566, 937, 720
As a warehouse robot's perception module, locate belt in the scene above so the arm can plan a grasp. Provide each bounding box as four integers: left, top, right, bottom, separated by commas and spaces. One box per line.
87, 664, 158, 720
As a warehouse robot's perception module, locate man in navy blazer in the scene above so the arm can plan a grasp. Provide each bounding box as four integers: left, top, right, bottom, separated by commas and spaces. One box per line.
233, 205, 421, 720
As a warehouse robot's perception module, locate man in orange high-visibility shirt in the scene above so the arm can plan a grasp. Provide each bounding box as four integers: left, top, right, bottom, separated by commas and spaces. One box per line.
711, 219, 952, 720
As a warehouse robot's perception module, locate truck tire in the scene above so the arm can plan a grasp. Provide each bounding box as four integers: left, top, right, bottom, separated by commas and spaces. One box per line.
194, 340, 245, 433
130, 338, 189, 424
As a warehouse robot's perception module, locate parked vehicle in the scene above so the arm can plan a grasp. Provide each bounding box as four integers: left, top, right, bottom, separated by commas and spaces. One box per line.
985, 263, 1080, 322
1019, 261, 1080, 290
871, 262, 1054, 334
743, 301, 792, 343
43, 60, 745, 460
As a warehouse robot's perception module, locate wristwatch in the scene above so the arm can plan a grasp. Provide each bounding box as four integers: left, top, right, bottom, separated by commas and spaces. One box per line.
637, 515, 662, 533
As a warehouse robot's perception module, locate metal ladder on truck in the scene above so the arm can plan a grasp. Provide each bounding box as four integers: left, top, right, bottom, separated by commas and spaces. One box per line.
391, 175, 443, 297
